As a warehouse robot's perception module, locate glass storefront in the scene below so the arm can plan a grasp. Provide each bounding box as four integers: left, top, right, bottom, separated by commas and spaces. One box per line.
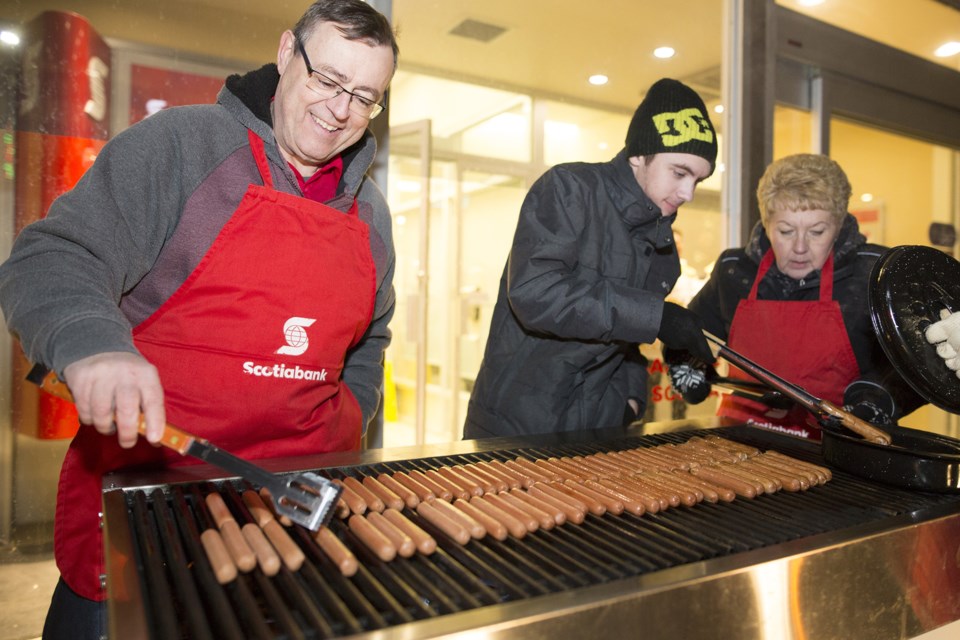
0, 7, 959, 636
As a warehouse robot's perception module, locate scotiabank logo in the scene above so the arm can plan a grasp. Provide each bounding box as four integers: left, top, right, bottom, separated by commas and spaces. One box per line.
276, 317, 316, 356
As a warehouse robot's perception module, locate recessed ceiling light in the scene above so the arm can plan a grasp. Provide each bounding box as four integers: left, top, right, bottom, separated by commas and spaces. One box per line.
798, 0, 825, 7
588, 74, 608, 86
714, 104, 725, 114
935, 41, 960, 57
0, 30, 20, 46
860, 193, 874, 203
653, 46, 675, 59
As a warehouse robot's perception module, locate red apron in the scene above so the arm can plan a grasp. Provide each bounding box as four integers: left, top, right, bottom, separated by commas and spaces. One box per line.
717, 250, 860, 441
54, 131, 376, 600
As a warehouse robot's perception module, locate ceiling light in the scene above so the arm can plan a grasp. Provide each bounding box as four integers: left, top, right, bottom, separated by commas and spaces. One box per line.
714, 104, 725, 114
588, 74, 608, 86
798, 0, 825, 7
860, 193, 874, 203
0, 30, 20, 46
934, 41, 960, 57
653, 47, 675, 59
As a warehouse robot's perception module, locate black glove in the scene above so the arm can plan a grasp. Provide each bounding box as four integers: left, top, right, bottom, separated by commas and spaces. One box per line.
657, 302, 715, 363
842, 380, 896, 427
664, 348, 716, 404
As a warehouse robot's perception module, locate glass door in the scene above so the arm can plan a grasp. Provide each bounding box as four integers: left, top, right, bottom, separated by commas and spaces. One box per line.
384, 120, 430, 447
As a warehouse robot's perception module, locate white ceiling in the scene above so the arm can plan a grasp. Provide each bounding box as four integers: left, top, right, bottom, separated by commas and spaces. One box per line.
1, 0, 958, 113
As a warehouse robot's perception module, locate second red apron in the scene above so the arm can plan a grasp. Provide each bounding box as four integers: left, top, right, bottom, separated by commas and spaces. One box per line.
717, 250, 860, 440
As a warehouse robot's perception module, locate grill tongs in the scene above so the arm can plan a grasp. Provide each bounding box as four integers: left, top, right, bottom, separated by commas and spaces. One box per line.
27, 364, 343, 531
703, 331, 893, 445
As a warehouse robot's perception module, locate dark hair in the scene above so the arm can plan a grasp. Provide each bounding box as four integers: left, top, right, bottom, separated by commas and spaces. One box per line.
293, 0, 399, 69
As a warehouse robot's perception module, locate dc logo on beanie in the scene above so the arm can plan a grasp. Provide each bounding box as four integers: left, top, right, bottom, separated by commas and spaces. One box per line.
652, 108, 714, 147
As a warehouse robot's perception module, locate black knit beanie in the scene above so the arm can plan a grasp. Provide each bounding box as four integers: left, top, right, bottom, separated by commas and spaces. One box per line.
625, 78, 717, 174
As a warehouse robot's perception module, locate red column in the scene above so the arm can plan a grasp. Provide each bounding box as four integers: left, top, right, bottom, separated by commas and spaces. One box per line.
14, 11, 111, 439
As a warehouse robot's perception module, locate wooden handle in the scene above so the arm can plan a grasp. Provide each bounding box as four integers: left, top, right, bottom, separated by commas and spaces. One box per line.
819, 401, 892, 445
39, 370, 196, 454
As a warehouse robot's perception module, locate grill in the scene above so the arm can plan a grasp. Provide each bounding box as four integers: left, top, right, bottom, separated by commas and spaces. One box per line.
102, 422, 960, 640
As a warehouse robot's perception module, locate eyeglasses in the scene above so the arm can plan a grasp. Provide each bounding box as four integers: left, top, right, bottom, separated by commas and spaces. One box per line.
295, 38, 384, 119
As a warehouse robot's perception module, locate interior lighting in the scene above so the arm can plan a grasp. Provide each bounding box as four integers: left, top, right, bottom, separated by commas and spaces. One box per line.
714, 104, 725, 114
934, 41, 960, 57
860, 193, 874, 203
798, 0, 825, 7
588, 74, 608, 86
653, 46, 675, 59
0, 30, 20, 46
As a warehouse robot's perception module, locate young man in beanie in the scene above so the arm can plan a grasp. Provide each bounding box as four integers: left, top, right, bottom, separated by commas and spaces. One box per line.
464, 78, 717, 439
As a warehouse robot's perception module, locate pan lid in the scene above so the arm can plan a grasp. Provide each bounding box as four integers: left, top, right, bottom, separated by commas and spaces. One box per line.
868, 245, 960, 413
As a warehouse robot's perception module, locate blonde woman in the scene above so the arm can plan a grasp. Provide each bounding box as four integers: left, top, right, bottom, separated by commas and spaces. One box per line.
667, 153, 921, 439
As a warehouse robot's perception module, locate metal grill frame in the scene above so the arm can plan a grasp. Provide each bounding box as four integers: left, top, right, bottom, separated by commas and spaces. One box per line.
102, 419, 960, 640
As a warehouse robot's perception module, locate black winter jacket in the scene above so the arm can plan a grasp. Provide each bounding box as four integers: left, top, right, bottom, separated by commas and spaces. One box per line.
688, 214, 923, 417
464, 150, 680, 438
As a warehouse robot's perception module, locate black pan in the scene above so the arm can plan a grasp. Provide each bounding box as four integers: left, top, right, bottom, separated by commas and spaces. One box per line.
819, 245, 960, 492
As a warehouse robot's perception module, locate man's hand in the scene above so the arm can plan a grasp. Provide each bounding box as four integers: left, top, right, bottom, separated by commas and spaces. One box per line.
664, 348, 715, 404
657, 302, 715, 363
925, 309, 960, 377
62, 352, 165, 449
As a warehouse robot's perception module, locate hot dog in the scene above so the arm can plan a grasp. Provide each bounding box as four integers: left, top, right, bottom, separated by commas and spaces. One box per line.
453, 498, 508, 541
366, 510, 416, 558
362, 475, 405, 511
424, 468, 470, 501
314, 526, 359, 576
454, 464, 499, 494
567, 480, 624, 515
392, 471, 437, 502
432, 498, 486, 539
474, 461, 519, 491
528, 484, 586, 524
200, 528, 238, 585
498, 490, 554, 530
416, 500, 471, 545
596, 478, 659, 514
344, 476, 385, 513
241, 522, 281, 576
204, 492, 257, 572
584, 480, 645, 516
377, 472, 420, 508
691, 465, 757, 498
332, 478, 368, 515
409, 469, 452, 501
383, 508, 437, 555
509, 488, 567, 526
348, 513, 397, 562
437, 466, 483, 498
486, 459, 529, 489
468, 495, 527, 539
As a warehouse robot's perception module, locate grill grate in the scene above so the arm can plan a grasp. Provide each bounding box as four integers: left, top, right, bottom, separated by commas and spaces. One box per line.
115, 426, 960, 639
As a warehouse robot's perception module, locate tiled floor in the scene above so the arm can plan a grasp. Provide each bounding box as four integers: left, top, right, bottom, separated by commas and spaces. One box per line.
0, 550, 57, 640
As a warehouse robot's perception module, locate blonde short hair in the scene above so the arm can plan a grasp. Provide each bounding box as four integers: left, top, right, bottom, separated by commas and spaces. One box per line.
756, 154, 851, 227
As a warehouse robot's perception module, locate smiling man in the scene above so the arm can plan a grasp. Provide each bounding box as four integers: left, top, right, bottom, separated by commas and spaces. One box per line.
463, 78, 718, 439
0, 1, 398, 637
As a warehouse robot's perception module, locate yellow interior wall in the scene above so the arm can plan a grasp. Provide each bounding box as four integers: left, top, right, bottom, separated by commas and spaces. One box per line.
772, 106, 950, 431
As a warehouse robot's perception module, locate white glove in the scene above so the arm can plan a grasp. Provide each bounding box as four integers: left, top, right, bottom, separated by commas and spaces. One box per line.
925, 309, 960, 376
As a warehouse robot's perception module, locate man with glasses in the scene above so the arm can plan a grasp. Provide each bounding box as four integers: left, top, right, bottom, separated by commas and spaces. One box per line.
0, 1, 397, 637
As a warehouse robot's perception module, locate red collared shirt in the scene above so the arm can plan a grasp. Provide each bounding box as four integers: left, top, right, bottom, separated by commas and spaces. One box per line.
292, 155, 343, 203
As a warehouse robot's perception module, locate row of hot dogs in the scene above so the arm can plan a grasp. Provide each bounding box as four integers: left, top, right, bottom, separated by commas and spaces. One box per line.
195, 435, 831, 584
